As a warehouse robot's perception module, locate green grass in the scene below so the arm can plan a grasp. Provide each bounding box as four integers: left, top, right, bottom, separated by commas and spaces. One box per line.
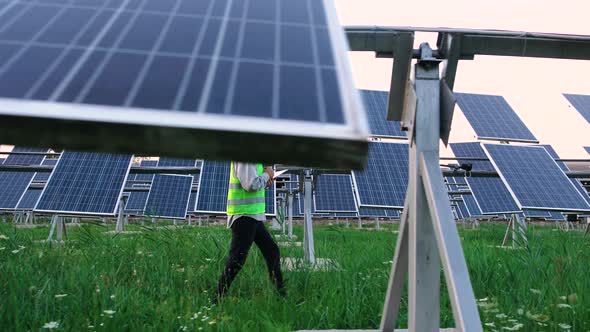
0, 220, 589, 331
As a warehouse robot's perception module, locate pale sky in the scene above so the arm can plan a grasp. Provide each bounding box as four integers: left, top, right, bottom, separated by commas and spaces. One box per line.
338, 0, 590, 158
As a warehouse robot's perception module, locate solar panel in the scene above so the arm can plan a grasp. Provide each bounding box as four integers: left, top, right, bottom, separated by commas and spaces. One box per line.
144, 174, 192, 219
483, 144, 590, 212
360, 89, 406, 138
36, 151, 133, 215
16, 188, 42, 210
195, 160, 230, 214
455, 93, 537, 142
456, 200, 470, 219
358, 207, 388, 217
135, 159, 158, 182
0, 147, 47, 209
158, 158, 195, 167
314, 174, 357, 212
352, 142, 409, 209
522, 209, 551, 218
265, 184, 276, 216
563, 94, 590, 124
585, 147, 590, 155
547, 211, 565, 221
32, 158, 57, 182
187, 191, 198, 213
126, 162, 140, 182
539, 145, 590, 206
0, 0, 368, 168
0, 158, 5, 164
463, 194, 484, 217
450, 143, 520, 214
124, 184, 150, 212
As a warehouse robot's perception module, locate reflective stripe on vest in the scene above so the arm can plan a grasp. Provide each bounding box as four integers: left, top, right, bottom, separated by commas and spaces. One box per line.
227, 162, 266, 215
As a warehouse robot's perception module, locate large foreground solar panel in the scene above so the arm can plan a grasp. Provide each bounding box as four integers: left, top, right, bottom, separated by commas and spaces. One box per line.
125, 184, 150, 212
352, 142, 409, 209
0, 0, 368, 169
195, 160, 230, 214
314, 174, 357, 212
563, 94, 590, 124
16, 188, 42, 210
483, 144, 590, 212
455, 93, 537, 142
0, 147, 47, 210
144, 174, 192, 219
32, 158, 57, 182
36, 151, 133, 215
135, 159, 158, 182
450, 143, 520, 214
360, 90, 406, 139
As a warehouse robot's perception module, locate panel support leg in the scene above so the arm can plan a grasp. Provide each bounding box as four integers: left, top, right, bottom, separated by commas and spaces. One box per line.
287, 192, 294, 239
303, 170, 315, 264
116, 197, 125, 233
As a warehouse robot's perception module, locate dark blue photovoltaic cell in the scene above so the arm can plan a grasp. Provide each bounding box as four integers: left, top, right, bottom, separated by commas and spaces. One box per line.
456, 200, 470, 219
539, 145, 590, 206
360, 90, 406, 138
125, 185, 150, 212
158, 158, 195, 167
455, 93, 537, 142
187, 191, 197, 212
0, 158, 4, 164
0, 147, 47, 209
450, 143, 519, 214
144, 174, 192, 219
33, 158, 57, 182
265, 185, 275, 216
195, 160, 230, 213
0, 0, 346, 124
523, 209, 551, 218
16, 188, 42, 210
585, 147, 590, 155
135, 159, 157, 182
484, 144, 590, 211
36, 151, 132, 214
547, 211, 565, 220
564, 94, 590, 124
314, 174, 357, 212
358, 207, 387, 217
463, 195, 484, 217
352, 142, 409, 208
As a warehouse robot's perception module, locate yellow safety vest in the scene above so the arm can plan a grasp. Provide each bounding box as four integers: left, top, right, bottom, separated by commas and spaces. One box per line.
227, 162, 266, 215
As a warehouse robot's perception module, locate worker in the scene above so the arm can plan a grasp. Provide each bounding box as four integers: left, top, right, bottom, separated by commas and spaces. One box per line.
216, 162, 285, 301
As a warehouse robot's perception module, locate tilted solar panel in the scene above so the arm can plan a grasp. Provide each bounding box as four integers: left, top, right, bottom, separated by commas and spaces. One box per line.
547, 211, 565, 221
539, 144, 590, 206
32, 158, 57, 182
463, 194, 484, 217
0, 0, 368, 168
360, 89, 406, 138
352, 142, 409, 209
0, 158, 4, 164
450, 143, 520, 214
158, 158, 195, 167
585, 147, 590, 155
265, 184, 276, 216
455, 93, 537, 142
16, 188, 42, 210
144, 174, 192, 219
483, 144, 590, 212
563, 94, 590, 124
135, 159, 158, 182
0, 146, 47, 209
125, 184, 150, 212
35, 151, 133, 215
358, 207, 388, 217
314, 174, 357, 212
195, 160, 230, 213
522, 209, 551, 218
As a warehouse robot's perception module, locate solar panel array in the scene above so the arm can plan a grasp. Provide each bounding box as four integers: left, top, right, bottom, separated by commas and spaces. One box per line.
450, 143, 520, 214
0, 147, 47, 210
135, 159, 158, 182
32, 158, 57, 182
36, 151, 132, 215
16, 188, 43, 210
144, 174, 193, 219
360, 89, 406, 138
483, 144, 590, 212
314, 174, 357, 212
352, 142, 409, 208
539, 145, 590, 206
455, 93, 537, 142
563, 94, 590, 124
195, 160, 230, 213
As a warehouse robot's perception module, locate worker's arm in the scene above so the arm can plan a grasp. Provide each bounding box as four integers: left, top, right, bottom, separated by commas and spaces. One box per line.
234, 163, 271, 192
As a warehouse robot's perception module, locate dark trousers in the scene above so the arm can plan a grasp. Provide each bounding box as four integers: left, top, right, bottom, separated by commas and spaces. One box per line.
217, 216, 284, 297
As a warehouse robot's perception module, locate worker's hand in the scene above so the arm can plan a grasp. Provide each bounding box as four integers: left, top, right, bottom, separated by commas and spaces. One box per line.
263, 167, 274, 180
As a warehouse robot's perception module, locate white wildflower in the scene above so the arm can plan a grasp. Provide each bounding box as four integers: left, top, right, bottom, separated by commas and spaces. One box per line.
0, 234, 8, 240
502, 323, 524, 330
18, 245, 25, 250
557, 303, 572, 309
205, 258, 212, 261
11, 249, 19, 254
485, 322, 495, 327
529, 288, 541, 294
208, 320, 216, 325
517, 309, 524, 315
478, 297, 489, 302
42, 321, 60, 329
88, 326, 94, 329
103, 310, 116, 315
558, 323, 572, 329
54, 294, 68, 298
559, 296, 567, 300
496, 313, 508, 319
110, 295, 116, 300
0, 247, 5, 251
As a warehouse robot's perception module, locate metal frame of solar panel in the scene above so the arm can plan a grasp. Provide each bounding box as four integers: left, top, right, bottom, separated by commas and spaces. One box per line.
35, 151, 133, 215
0, 147, 48, 210
483, 144, 590, 212
32, 158, 57, 182
563, 94, 590, 124
455, 93, 537, 143
360, 89, 406, 139
540, 144, 590, 206
351, 142, 409, 209
313, 174, 358, 213
0, 0, 368, 169
143, 174, 193, 219
450, 142, 521, 215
